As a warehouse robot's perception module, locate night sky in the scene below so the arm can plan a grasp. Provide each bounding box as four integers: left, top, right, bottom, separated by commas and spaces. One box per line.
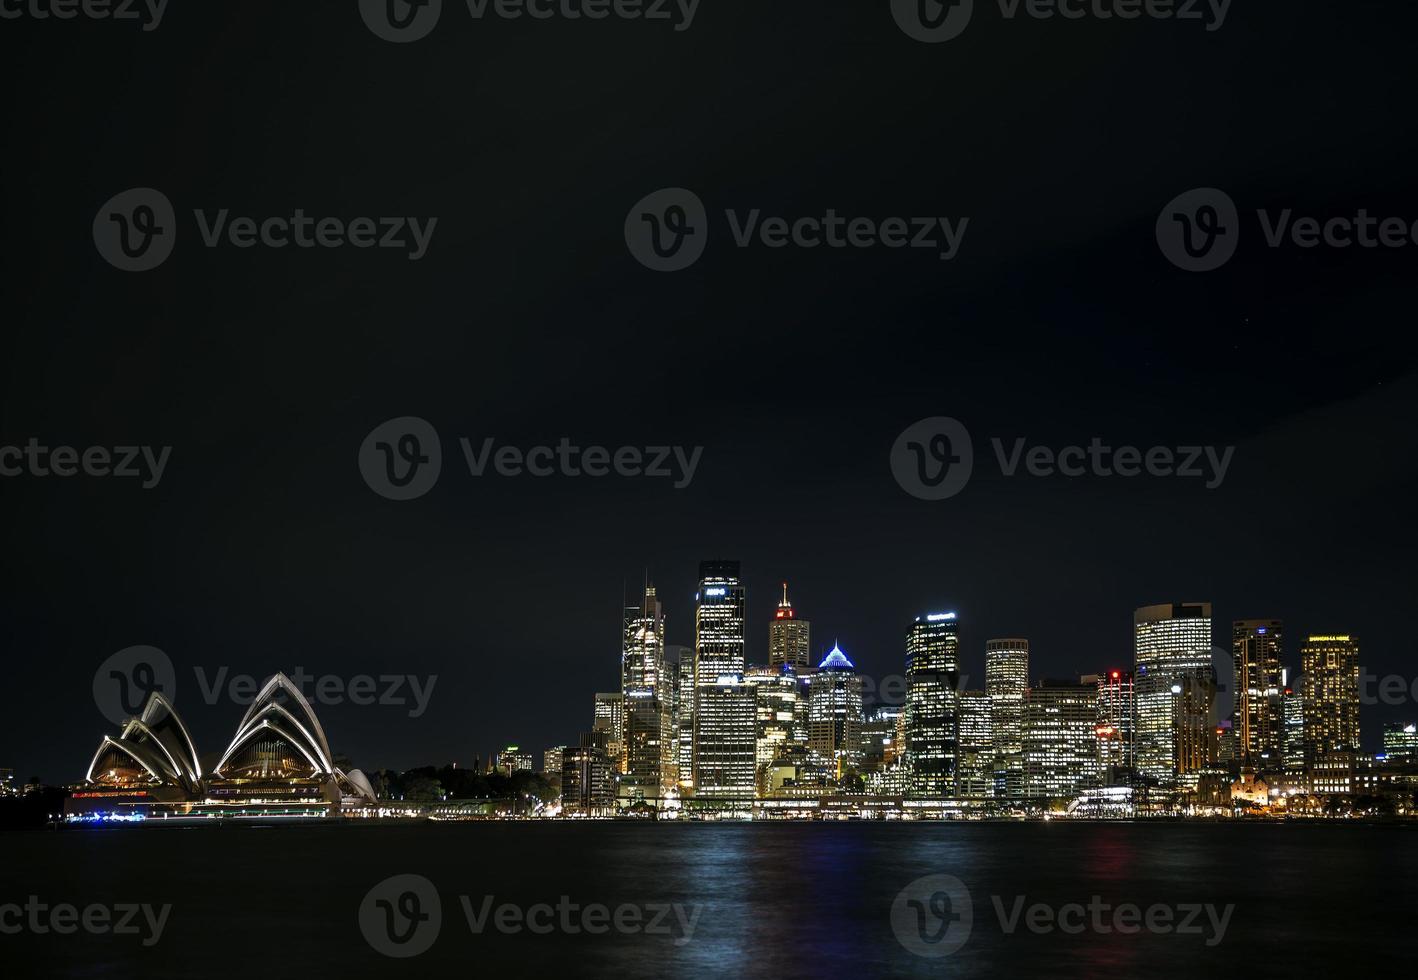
2, 3, 1416, 782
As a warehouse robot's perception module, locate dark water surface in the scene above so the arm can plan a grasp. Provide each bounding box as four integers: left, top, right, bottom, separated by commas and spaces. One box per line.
4, 822, 1416, 978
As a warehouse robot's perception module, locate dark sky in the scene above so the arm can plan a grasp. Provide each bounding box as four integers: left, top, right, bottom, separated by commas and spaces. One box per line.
2, 3, 1416, 781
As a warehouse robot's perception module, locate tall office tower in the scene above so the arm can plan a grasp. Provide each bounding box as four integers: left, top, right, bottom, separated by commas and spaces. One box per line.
667, 644, 696, 790
745, 664, 801, 796
593, 692, 625, 773
768, 582, 811, 669
1281, 678, 1306, 773
1173, 672, 1219, 784
621, 585, 674, 802
807, 644, 865, 778
905, 612, 961, 799
692, 675, 758, 799
1233, 619, 1284, 768
1301, 635, 1360, 762
692, 561, 749, 795
956, 690, 995, 799
561, 731, 613, 816
1022, 680, 1101, 799
622, 584, 666, 693
1085, 670, 1136, 784
861, 705, 904, 774
1383, 723, 1418, 762
986, 639, 1029, 798
1134, 602, 1213, 786
622, 687, 676, 801
542, 746, 565, 796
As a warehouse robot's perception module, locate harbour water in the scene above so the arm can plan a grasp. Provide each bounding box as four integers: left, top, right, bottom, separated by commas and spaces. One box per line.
4, 821, 1416, 978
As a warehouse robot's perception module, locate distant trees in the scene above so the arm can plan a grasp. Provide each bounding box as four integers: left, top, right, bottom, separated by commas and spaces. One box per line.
380, 765, 556, 806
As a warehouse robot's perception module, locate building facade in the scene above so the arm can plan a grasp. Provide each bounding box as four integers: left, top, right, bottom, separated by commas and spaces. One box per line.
1022, 680, 1100, 800
905, 612, 961, 798
1134, 602, 1213, 787
1301, 634, 1360, 762
768, 582, 811, 669
986, 638, 1029, 798
1233, 619, 1284, 767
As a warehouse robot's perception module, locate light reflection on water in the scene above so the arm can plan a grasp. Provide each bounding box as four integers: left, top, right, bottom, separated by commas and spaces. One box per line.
8, 822, 1418, 979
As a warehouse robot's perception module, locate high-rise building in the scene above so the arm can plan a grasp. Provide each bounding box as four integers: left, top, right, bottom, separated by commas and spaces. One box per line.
1280, 677, 1305, 773
593, 692, 624, 773
986, 639, 1029, 798
561, 731, 613, 816
692, 675, 757, 799
1022, 680, 1100, 800
861, 705, 904, 774
623, 584, 666, 693
745, 664, 801, 795
666, 644, 695, 791
1233, 619, 1284, 767
622, 687, 676, 802
691, 560, 750, 798
1382, 722, 1418, 762
1301, 635, 1360, 762
620, 584, 675, 803
1085, 670, 1135, 784
1173, 672, 1219, 784
542, 746, 565, 796
956, 690, 995, 798
1134, 602, 1213, 786
807, 644, 864, 778
768, 582, 811, 670
905, 612, 961, 799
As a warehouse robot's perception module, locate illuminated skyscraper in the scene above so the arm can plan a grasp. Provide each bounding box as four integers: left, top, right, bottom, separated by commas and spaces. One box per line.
561, 731, 613, 817
1085, 670, 1135, 784
956, 690, 995, 798
986, 638, 1029, 798
692, 675, 757, 801
692, 561, 750, 798
807, 644, 864, 777
1022, 680, 1100, 799
1281, 677, 1305, 773
622, 584, 666, 693
905, 612, 961, 799
1134, 602, 1213, 786
1301, 634, 1360, 762
745, 664, 801, 795
768, 582, 811, 670
1383, 722, 1418, 762
621, 585, 674, 802
542, 746, 565, 796
593, 692, 624, 773
667, 644, 695, 791
1233, 619, 1284, 767
495, 745, 533, 775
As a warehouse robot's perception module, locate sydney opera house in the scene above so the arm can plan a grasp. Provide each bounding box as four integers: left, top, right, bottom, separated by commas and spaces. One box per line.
68, 673, 376, 821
